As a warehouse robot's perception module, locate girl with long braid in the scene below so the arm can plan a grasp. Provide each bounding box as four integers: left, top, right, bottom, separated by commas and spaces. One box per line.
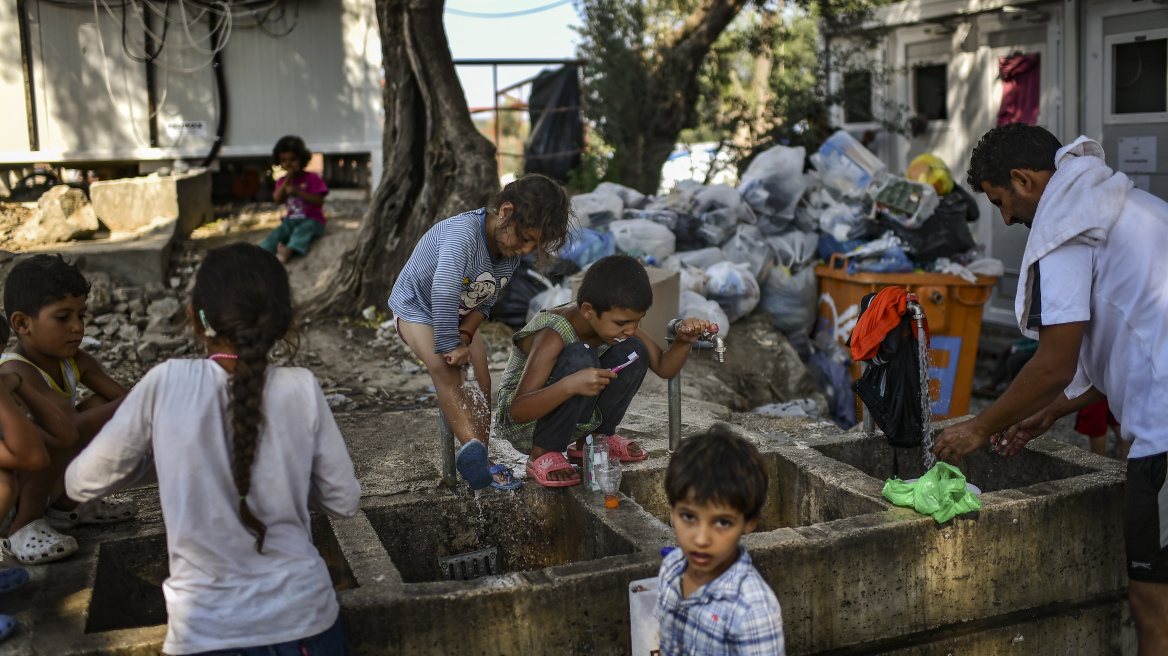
64, 243, 361, 655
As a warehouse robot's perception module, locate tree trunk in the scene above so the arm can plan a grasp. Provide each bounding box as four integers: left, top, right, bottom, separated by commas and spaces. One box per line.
612, 0, 749, 194
302, 0, 497, 317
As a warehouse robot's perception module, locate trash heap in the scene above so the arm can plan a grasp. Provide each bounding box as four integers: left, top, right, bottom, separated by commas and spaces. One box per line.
495, 131, 1004, 430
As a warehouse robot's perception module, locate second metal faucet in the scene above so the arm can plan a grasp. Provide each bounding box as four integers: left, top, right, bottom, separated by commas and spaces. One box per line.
665, 319, 727, 451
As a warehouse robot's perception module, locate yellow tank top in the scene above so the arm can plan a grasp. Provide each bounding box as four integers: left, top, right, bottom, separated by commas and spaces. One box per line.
0, 353, 81, 407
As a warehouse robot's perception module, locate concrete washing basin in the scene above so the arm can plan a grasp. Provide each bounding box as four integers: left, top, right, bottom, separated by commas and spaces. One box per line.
8, 413, 1134, 655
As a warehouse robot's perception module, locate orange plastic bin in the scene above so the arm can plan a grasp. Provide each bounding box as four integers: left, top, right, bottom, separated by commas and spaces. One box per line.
814, 261, 998, 420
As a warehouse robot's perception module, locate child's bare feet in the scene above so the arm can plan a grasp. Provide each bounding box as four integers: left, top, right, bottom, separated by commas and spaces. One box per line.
276, 243, 293, 264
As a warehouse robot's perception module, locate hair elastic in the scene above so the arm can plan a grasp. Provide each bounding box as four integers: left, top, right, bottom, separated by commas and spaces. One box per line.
199, 310, 218, 338
208, 353, 237, 361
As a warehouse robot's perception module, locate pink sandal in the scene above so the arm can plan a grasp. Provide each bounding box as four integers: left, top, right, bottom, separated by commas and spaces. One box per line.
526, 452, 581, 488
567, 434, 648, 463
605, 433, 648, 462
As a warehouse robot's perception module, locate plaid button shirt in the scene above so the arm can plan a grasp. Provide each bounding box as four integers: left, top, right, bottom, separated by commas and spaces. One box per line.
654, 547, 786, 656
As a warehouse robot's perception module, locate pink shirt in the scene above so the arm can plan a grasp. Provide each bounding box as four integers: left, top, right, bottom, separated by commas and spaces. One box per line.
276, 172, 329, 224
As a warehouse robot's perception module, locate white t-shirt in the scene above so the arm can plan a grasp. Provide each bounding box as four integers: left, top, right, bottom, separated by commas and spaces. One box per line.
65, 360, 362, 655
1025, 188, 1168, 458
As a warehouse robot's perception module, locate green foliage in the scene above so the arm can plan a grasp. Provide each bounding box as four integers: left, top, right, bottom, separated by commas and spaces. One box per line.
574, 0, 753, 193
692, 0, 911, 175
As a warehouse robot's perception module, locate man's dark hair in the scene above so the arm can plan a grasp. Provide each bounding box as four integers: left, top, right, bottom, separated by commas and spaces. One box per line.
576, 255, 652, 315
4, 254, 91, 324
967, 122, 1062, 192
665, 423, 769, 521
272, 135, 312, 168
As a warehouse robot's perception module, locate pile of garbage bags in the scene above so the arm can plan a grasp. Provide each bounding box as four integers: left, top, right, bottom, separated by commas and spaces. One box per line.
498, 130, 1004, 429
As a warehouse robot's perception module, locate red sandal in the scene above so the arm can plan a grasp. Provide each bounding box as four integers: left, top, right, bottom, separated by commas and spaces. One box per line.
525, 452, 581, 487
604, 433, 648, 462
567, 434, 648, 462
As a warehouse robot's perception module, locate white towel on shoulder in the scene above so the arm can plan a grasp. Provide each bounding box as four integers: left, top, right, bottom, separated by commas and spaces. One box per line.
1015, 136, 1132, 338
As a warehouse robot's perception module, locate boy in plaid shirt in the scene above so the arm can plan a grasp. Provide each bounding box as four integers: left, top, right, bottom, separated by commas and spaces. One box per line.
655, 423, 785, 656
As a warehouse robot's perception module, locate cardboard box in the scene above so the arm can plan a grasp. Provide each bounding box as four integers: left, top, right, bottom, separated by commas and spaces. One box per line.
570, 267, 679, 346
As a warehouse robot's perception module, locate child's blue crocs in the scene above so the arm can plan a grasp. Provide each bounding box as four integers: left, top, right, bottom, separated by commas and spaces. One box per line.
489, 464, 522, 491
0, 568, 28, 595
0, 614, 15, 643
455, 440, 492, 490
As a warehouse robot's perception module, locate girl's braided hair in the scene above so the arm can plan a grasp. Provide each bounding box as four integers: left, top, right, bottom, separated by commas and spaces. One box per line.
191, 243, 294, 553
486, 173, 573, 269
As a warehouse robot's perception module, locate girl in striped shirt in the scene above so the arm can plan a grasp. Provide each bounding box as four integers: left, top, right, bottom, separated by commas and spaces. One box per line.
388, 174, 571, 490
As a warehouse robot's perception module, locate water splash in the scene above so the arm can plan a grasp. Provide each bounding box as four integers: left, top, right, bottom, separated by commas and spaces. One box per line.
918, 323, 936, 470
460, 363, 491, 419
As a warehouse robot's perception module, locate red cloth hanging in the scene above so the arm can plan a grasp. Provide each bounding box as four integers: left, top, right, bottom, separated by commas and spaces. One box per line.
998, 53, 1041, 126
850, 287, 930, 362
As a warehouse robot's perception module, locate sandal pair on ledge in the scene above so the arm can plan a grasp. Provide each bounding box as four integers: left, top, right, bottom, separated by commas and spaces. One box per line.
526, 434, 647, 488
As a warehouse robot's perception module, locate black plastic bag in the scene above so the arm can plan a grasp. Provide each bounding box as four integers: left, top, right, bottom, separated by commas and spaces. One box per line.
881, 192, 977, 261
523, 66, 583, 182
492, 255, 578, 328
852, 314, 925, 447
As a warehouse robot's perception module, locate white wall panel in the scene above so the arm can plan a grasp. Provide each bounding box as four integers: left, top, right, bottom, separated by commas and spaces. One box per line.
0, 0, 382, 164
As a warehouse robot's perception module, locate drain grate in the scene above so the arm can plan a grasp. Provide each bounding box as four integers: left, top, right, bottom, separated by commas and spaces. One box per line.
439, 547, 498, 581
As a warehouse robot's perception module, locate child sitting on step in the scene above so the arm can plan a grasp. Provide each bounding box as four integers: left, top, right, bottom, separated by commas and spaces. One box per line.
66, 243, 361, 655
0, 312, 61, 640
0, 255, 136, 565
261, 135, 329, 264
497, 255, 710, 487
389, 174, 571, 491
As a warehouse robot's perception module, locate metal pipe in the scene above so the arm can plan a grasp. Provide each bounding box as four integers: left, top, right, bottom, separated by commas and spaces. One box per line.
668, 375, 682, 453
438, 410, 457, 488
665, 319, 725, 452
861, 360, 875, 433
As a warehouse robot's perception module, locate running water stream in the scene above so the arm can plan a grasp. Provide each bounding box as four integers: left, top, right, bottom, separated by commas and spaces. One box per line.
918, 323, 936, 470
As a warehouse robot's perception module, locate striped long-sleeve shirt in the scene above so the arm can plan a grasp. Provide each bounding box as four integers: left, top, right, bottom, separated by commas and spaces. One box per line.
388, 209, 517, 354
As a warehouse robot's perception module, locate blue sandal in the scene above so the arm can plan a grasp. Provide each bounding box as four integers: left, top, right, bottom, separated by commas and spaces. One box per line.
0, 569, 28, 596
489, 464, 522, 491
0, 614, 15, 643
455, 441, 492, 490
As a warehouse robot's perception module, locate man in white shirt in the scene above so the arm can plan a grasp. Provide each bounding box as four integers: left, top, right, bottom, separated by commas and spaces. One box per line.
933, 122, 1168, 655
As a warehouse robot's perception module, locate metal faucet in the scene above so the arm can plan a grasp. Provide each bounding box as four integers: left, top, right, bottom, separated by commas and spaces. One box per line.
665, 319, 726, 452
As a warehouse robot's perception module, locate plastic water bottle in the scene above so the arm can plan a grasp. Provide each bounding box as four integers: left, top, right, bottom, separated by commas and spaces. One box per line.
583, 435, 597, 491
583, 435, 609, 492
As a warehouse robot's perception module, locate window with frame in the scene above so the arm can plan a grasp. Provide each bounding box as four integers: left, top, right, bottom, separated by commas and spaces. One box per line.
843, 71, 874, 123
1113, 38, 1168, 115
914, 63, 948, 121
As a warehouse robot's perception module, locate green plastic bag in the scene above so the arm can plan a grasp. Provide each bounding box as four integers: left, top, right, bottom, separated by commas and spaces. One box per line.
883, 462, 982, 523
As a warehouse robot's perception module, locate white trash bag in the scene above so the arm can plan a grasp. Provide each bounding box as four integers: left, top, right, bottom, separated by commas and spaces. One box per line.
704, 261, 760, 323
693, 184, 754, 224
767, 229, 820, 271
759, 265, 818, 334
679, 290, 731, 338
609, 219, 676, 261
676, 263, 708, 295
595, 182, 648, 210
739, 144, 807, 220
721, 224, 776, 283
661, 247, 725, 272
527, 284, 573, 323
570, 189, 624, 230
